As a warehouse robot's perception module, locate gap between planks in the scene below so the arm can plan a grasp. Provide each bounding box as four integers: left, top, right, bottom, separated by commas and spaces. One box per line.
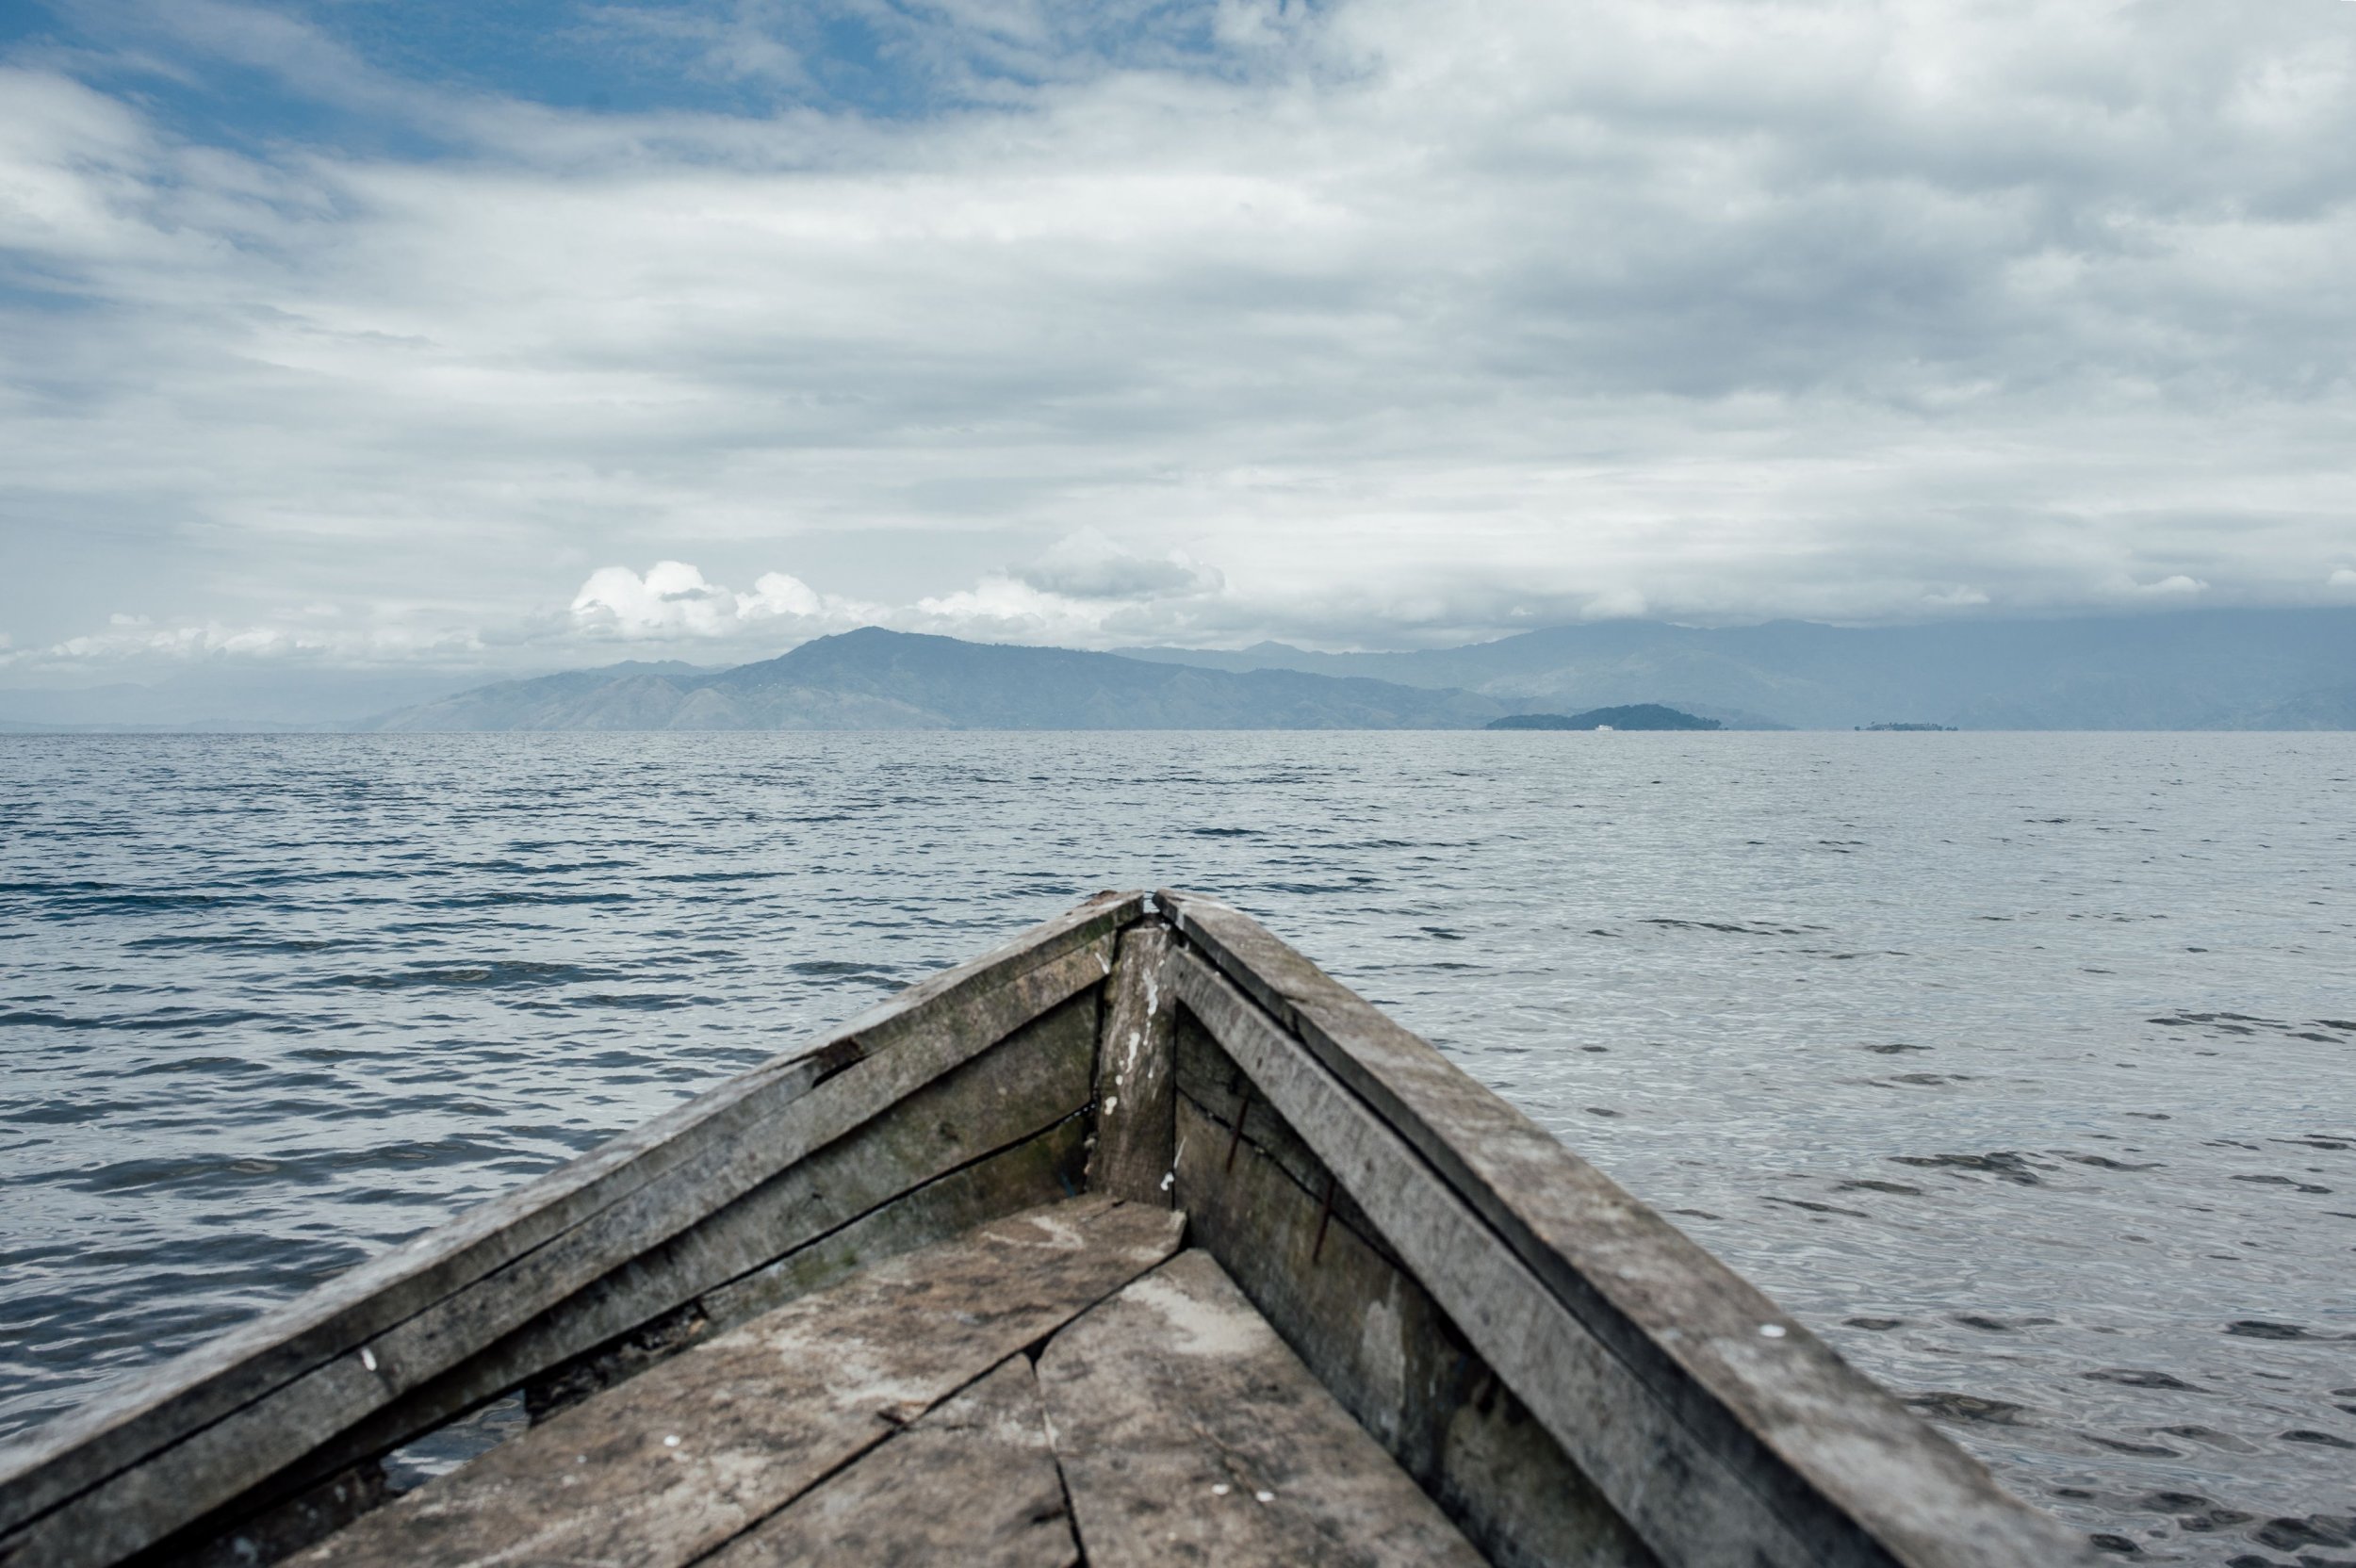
282, 1199, 1184, 1568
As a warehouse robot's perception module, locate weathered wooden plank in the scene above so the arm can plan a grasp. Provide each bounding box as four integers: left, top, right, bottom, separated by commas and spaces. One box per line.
360, 942, 1113, 1401
0, 906, 1141, 1568
1173, 1006, 1395, 1268
0, 890, 1145, 1547
284, 1199, 1182, 1568
695, 1114, 1086, 1331
132, 999, 1102, 1567
520, 1107, 1093, 1427
2, 1053, 843, 1549
1162, 891, 2094, 1568
1174, 945, 1816, 1566
1087, 922, 1177, 1205
1172, 1089, 1654, 1568
1037, 1249, 1487, 1568
172, 1121, 1088, 1568
700, 1356, 1078, 1568
479, 988, 1098, 1424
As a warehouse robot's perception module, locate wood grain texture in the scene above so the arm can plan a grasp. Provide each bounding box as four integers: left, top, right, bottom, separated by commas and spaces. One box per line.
1173, 1006, 1395, 1268
527, 1102, 1092, 1428
701, 1357, 1078, 1568
1087, 923, 1177, 1205
159, 1021, 1097, 1564
1172, 1082, 1655, 1568
284, 1199, 1183, 1568
0, 892, 1145, 1568
1160, 910, 2094, 1568
694, 1113, 1087, 1332
496, 988, 1100, 1421
1038, 1249, 1487, 1568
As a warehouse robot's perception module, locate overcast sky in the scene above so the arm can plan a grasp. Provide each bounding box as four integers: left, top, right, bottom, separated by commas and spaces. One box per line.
3, 0, 2353, 684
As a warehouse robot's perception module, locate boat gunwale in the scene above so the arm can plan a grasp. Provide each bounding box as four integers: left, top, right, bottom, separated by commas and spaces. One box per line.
1156, 887, 2096, 1568
0, 890, 1146, 1558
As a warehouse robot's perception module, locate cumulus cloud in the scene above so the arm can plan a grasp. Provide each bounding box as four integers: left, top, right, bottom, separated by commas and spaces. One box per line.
3, 0, 2355, 678
567, 561, 879, 641
556, 532, 1229, 654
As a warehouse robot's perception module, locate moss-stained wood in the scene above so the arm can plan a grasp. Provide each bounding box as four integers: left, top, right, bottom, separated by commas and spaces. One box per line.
1087, 923, 1177, 1205
1172, 1090, 1654, 1568
1162, 892, 2093, 1568
0, 893, 1145, 1568
151, 997, 1102, 1565
282, 1200, 1183, 1568
1038, 1250, 1486, 1568
700, 1357, 1078, 1568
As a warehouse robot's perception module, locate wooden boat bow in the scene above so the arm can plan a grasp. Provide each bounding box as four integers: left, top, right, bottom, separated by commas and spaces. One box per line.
0, 890, 2094, 1567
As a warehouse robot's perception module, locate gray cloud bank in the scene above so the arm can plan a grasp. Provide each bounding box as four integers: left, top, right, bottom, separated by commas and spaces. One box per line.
3, 0, 2354, 688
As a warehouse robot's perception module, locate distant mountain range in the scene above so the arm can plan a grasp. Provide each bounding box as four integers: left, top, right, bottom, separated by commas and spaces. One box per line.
365, 629, 1505, 731
6, 609, 2352, 732
1118, 608, 2356, 730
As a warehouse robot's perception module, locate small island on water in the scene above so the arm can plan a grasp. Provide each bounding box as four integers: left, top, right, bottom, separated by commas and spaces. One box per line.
1486, 704, 1720, 730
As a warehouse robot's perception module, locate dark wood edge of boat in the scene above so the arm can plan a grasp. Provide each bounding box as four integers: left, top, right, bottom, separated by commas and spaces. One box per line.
1155, 887, 2095, 1568
0, 890, 1145, 1564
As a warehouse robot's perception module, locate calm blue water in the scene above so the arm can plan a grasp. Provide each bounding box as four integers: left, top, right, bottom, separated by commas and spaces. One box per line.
2, 732, 2351, 1561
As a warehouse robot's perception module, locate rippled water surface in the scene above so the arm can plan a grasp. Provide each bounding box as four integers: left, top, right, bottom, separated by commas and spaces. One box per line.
3, 732, 2352, 1560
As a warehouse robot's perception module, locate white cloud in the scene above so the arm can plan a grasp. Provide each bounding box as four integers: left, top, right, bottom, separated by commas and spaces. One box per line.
2330, 568, 2356, 592
2121, 574, 2211, 599
562, 532, 1233, 653
2, 0, 2354, 670
566, 561, 879, 641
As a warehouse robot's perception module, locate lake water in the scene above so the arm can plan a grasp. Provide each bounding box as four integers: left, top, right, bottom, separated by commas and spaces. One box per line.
1, 731, 2350, 1562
